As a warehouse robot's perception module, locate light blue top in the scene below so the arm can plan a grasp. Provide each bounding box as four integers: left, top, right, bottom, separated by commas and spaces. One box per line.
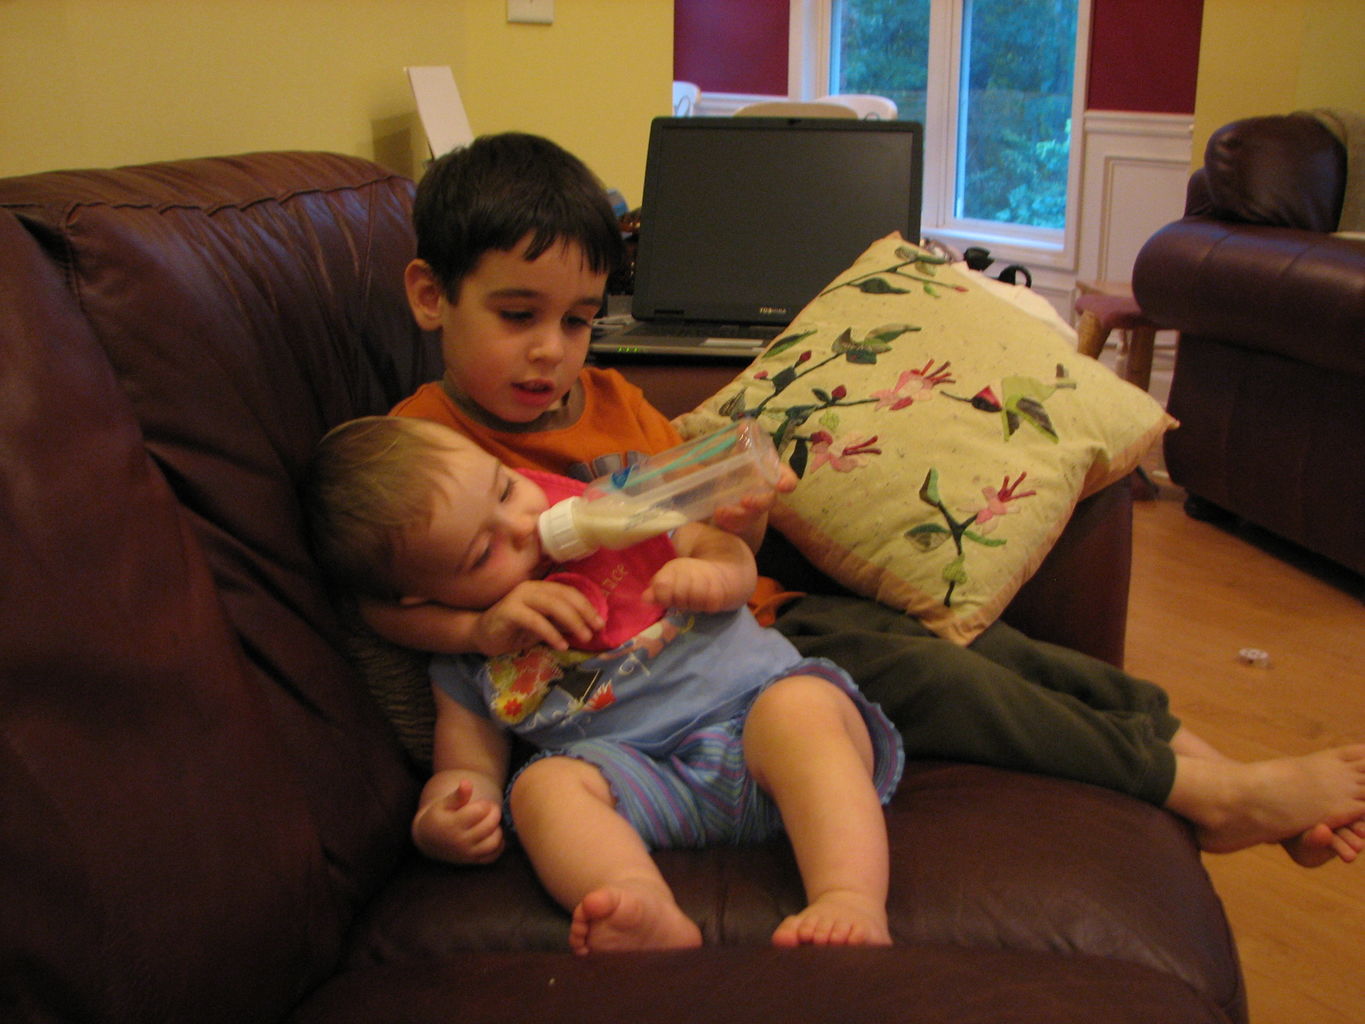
430, 606, 802, 758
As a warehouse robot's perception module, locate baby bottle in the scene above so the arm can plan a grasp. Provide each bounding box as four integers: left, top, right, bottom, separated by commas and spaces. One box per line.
537, 418, 781, 561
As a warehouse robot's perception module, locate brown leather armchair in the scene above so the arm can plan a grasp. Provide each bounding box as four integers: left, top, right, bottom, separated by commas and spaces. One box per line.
1134, 112, 1365, 576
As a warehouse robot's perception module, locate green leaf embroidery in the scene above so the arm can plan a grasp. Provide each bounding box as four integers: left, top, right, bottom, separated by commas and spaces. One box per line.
918, 467, 942, 506
718, 391, 747, 419
763, 328, 819, 360
906, 522, 951, 552
961, 529, 1008, 547
941, 555, 968, 585
857, 277, 909, 294
1009, 395, 1058, 441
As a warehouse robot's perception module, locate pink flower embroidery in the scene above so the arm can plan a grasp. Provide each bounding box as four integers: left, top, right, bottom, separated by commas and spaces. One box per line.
969, 472, 1037, 533
871, 359, 955, 410
808, 431, 882, 473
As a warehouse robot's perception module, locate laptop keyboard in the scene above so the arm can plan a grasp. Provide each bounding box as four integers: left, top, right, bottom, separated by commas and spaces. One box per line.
621, 322, 782, 341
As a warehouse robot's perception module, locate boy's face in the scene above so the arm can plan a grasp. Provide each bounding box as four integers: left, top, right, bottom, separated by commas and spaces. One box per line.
406, 235, 606, 425
392, 436, 551, 611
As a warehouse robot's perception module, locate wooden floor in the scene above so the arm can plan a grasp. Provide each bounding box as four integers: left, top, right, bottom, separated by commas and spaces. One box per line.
1125, 483, 1365, 1024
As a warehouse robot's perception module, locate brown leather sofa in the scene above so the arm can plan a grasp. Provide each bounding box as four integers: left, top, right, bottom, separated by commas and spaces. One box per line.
1134, 112, 1365, 576
1, 152, 1245, 1023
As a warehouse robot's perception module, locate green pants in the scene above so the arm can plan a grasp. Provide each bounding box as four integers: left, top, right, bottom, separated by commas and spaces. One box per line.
773, 595, 1180, 805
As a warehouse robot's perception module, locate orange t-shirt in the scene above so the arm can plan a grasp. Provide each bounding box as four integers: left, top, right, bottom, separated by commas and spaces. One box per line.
390, 367, 683, 482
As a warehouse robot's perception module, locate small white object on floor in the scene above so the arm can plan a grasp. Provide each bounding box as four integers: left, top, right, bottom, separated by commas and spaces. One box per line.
1237, 647, 1272, 668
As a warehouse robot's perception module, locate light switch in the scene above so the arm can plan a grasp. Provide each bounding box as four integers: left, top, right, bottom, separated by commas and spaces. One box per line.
507, 0, 553, 24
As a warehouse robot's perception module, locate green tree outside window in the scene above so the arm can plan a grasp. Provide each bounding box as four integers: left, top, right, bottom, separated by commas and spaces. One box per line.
832, 0, 1077, 230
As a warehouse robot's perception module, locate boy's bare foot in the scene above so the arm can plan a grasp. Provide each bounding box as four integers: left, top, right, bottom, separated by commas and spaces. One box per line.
1184, 746, 1365, 857
569, 883, 702, 955
771, 889, 891, 948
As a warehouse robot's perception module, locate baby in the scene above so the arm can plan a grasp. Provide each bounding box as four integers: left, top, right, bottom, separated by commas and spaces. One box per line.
304, 416, 904, 953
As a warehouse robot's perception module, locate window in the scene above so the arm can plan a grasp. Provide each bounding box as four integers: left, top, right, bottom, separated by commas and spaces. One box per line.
798, 0, 1089, 266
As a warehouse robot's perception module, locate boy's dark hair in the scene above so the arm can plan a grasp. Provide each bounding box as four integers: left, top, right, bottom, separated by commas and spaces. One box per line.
413, 132, 625, 299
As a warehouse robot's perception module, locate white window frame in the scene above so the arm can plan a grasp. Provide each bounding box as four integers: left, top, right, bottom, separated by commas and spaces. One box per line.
788, 0, 1091, 272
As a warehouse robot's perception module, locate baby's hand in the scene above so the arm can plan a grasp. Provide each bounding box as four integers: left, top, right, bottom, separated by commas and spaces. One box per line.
710, 465, 798, 539
412, 778, 505, 865
646, 557, 746, 613
473, 580, 605, 655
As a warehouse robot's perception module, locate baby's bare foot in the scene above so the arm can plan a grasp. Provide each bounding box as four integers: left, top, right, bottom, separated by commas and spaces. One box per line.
771, 890, 891, 948
569, 884, 702, 955
1195, 746, 1365, 856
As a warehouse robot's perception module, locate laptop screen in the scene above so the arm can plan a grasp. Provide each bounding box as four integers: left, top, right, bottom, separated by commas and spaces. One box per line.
630, 116, 924, 327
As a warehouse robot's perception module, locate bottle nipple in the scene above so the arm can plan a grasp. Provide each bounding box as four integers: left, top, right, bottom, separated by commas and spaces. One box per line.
538, 496, 593, 562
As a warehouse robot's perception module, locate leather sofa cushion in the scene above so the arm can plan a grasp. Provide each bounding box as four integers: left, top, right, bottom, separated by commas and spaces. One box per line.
341, 764, 1242, 1011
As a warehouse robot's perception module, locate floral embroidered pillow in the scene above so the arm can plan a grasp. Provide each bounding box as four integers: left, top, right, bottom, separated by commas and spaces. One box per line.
674, 234, 1175, 645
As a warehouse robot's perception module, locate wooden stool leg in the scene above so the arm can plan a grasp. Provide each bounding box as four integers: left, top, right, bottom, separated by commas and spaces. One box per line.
1076, 311, 1109, 360
1125, 324, 1155, 392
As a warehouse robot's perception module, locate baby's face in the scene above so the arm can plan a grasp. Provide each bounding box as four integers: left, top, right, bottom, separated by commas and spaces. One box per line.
392, 436, 550, 611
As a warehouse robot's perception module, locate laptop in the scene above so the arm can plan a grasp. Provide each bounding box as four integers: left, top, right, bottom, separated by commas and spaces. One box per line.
591, 116, 923, 359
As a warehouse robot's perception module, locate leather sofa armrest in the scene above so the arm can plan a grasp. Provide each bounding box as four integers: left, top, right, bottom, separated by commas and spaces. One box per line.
1133, 219, 1365, 377
1199, 113, 1346, 230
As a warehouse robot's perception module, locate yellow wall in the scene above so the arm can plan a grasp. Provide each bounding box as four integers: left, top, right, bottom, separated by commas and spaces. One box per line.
0, 0, 673, 202
7, 2, 1360, 194
1194, 0, 1365, 157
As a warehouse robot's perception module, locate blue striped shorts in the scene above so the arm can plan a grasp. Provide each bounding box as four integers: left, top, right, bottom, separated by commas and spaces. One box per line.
508, 658, 904, 849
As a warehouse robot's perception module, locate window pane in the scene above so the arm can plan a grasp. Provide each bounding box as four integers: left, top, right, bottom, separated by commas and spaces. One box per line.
957, 0, 1076, 228
830, 0, 931, 126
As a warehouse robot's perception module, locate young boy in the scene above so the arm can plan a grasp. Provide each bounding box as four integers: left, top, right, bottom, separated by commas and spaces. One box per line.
381, 130, 1365, 865
305, 416, 904, 953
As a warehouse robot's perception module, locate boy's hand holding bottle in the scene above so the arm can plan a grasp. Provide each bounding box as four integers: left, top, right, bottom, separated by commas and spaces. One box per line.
537, 419, 789, 560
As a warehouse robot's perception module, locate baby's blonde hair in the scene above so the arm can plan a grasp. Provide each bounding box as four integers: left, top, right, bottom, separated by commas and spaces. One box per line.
303, 416, 470, 600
